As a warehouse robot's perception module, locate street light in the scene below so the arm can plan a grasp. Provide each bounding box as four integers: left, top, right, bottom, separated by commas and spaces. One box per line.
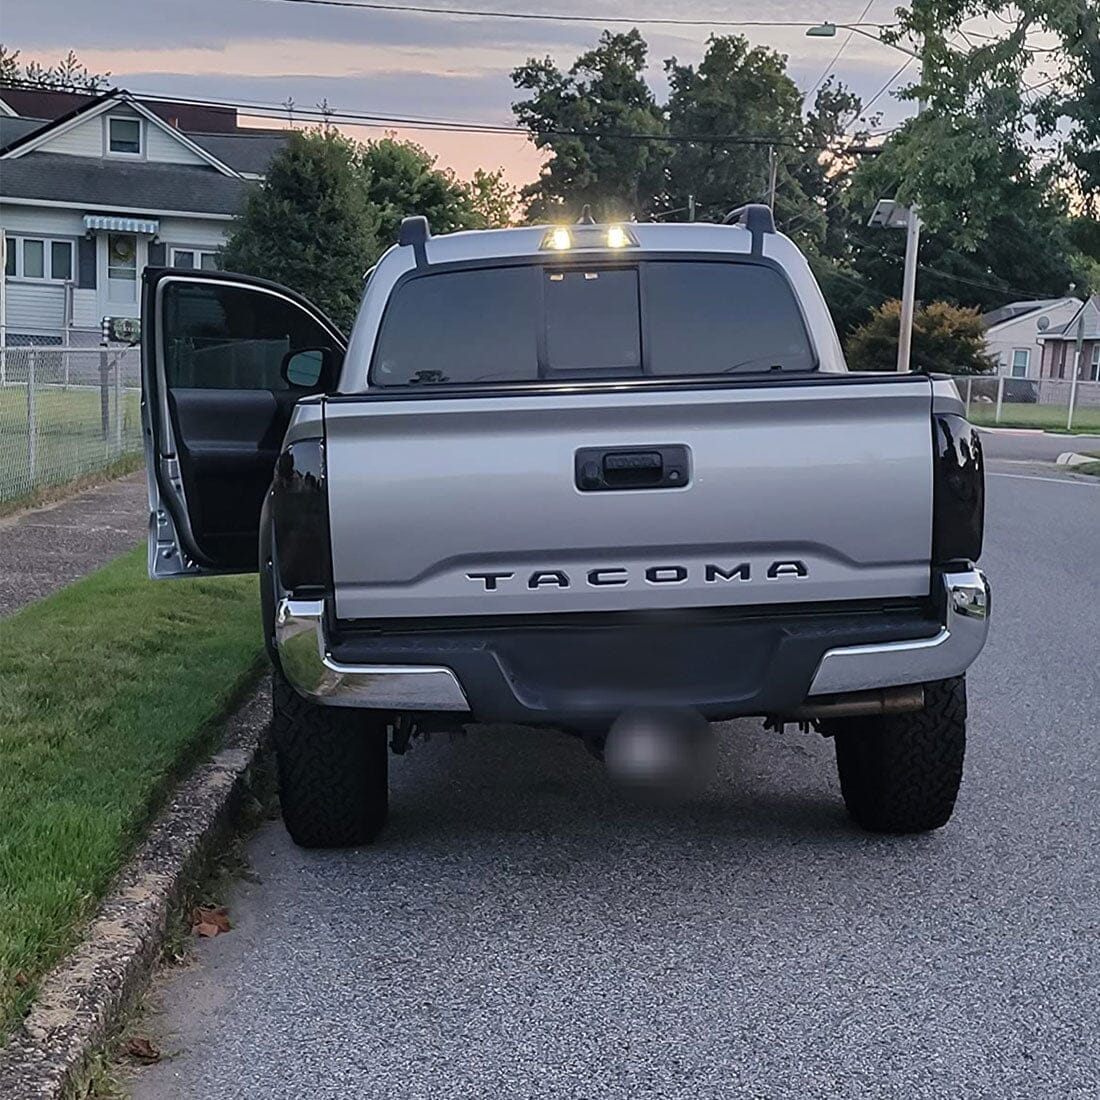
806, 22, 924, 372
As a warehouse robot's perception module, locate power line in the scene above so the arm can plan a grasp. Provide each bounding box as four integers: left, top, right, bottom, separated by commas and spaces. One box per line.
859, 55, 916, 115
254, 0, 896, 30
848, 229, 1042, 300
804, 0, 877, 104
23, 82, 862, 151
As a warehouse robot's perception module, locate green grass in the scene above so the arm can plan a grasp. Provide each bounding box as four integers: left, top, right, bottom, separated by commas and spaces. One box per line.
966, 402, 1100, 433
0, 387, 142, 505
0, 547, 264, 1035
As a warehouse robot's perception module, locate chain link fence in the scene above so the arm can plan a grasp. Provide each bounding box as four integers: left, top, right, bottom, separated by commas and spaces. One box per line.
952, 373, 1100, 433
0, 345, 143, 506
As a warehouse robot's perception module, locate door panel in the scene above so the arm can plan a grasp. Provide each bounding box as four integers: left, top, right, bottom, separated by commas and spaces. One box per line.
142, 269, 345, 576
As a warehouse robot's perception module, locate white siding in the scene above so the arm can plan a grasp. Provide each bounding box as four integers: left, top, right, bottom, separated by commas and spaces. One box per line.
159, 216, 230, 251
34, 117, 104, 157
143, 120, 208, 166
0, 203, 86, 236
3, 281, 67, 333
23, 107, 211, 166
71, 288, 99, 329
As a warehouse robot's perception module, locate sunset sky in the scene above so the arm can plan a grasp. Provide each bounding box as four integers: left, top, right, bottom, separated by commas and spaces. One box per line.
4, 1, 925, 187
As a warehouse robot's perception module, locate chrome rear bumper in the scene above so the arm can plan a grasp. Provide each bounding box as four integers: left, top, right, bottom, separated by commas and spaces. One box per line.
807, 567, 990, 696
275, 599, 469, 710
275, 567, 990, 713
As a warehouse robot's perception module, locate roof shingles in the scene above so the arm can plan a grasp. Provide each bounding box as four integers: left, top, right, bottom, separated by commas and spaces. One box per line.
0, 153, 255, 216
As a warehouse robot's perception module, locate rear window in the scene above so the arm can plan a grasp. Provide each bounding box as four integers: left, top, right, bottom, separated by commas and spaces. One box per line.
371, 260, 815, 386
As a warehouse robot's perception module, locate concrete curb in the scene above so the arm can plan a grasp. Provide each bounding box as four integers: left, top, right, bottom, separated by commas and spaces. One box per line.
1056, 451, 1095, 467
0, 679, 271, 1099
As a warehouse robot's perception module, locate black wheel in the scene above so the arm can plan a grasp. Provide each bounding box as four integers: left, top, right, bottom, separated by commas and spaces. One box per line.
823, 676, 967, 834
271, 666, 389, 848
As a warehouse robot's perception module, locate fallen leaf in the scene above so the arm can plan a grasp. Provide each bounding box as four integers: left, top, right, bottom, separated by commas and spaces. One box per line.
13, 972, 29, 988
124, 1037, 161, 1064
190, 906, 231, 936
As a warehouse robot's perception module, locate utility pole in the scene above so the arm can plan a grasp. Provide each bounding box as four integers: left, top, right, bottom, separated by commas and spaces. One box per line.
766, 146, 778, 212
896, 205, 922, 373
1067, 310, 1085, 431
811, 21, 926, 372
688, 193, 695, 222
895, 49, 927, 373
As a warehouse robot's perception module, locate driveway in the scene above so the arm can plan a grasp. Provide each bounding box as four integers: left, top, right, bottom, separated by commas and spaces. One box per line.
131, 471, 1099, 1100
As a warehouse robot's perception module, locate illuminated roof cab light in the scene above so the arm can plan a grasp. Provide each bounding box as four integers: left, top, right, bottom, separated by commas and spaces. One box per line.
539, 223, 638, 251
545, 227, 573, 251
606, 225, 630, 248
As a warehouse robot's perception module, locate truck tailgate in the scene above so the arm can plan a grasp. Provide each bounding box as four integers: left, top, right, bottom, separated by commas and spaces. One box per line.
323, 377, 934, 621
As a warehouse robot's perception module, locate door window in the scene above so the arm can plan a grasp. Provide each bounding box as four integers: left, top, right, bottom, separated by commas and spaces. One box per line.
162, 279, 342, 390
107, 234, 138, 302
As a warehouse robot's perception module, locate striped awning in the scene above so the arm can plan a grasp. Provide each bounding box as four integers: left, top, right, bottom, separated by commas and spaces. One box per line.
83, 215, 160, 235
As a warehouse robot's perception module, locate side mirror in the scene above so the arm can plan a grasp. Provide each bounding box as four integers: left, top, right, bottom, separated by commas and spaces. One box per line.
281, 347, 331, 390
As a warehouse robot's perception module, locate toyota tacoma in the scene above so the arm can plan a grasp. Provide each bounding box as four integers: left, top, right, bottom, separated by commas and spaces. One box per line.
140, 205, 990, 846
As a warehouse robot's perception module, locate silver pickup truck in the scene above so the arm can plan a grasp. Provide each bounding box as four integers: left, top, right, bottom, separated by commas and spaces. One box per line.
141, 206, 990, 847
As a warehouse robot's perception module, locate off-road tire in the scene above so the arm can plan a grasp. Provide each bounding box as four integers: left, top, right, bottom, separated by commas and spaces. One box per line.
271, 666, 389, 848
825, 676, 966, 834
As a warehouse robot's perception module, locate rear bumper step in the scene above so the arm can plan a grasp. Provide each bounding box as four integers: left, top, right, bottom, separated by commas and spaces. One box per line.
273, 569, 989, 724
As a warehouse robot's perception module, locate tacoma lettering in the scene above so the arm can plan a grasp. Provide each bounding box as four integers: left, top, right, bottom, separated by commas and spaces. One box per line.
464, 562, 810, 590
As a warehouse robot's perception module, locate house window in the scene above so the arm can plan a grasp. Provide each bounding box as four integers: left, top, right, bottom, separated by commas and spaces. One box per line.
3, 235, 74, 281
170, 248, 219, 271
22, 240, 45, 279
1090, 344, 1100, 382
108, 116, 142, 155
1011, 348, 1030, 378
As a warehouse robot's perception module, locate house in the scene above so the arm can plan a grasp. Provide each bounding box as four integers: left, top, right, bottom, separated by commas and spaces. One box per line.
0, 87, 286, 345
981, 297, 1082, 380
1037, 295, 1100, 382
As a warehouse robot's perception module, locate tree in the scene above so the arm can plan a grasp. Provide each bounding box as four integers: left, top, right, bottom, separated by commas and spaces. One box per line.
882, 1, 1099, 223
512, 29, 668, 222
1057, 5, 1100, 212
468, 168, 518, 228
0, 46, 110, 91
359, 137, 482, 247
664, 35, 816, 230
221, 128, 378, 331
846, 300, 997, 374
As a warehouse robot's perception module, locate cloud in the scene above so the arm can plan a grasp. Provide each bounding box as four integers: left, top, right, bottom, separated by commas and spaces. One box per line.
5, 1, 917, 183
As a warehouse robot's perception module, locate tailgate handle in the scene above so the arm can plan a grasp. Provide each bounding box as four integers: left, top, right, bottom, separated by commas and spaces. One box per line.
575, 445, 690, 492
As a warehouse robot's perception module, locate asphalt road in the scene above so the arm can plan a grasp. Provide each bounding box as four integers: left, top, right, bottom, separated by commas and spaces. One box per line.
132, 472, 1099, 1100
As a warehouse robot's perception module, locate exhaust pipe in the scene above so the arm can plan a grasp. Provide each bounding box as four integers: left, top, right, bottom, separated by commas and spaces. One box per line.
789, 684, 925, 721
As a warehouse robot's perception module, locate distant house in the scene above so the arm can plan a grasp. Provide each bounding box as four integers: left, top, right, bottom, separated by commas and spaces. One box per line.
1037, 295, 1100, 382
0, 87, 286, 345
981, 297, 1082, 380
